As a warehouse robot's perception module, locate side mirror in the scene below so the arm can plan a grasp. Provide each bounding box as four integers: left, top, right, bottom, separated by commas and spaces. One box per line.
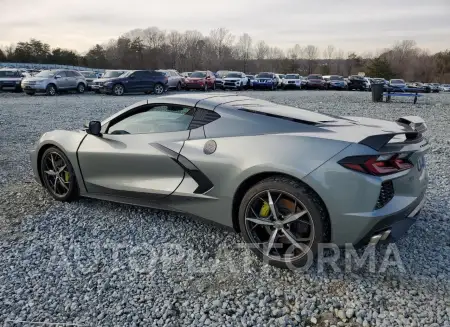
55, 75, 61, 79
87, 121, 102, 136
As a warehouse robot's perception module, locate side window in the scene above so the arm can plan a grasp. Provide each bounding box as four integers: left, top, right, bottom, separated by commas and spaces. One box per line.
107, 105, 195, 135
58, 71, 67, 77
131, 71, 144, 79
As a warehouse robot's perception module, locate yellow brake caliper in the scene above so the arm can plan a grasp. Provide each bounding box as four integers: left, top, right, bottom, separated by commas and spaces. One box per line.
64, 171, 70, 183
259, 201, 270, 217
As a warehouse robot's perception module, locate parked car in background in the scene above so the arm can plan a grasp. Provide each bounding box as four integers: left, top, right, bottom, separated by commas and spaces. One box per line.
214, 70, 230, 89
364, 77, 372, 91
253, 72, 278, 90
440, 84, 450, 92
222, 71, 249, 90
347, 75, 367, 91
181, 72, 192, 78
281, 74, 302, 89
91, 70, 127, 93
100, 70, 168, 96
305, 74, 326, 90
246, 75, 256, 87
21, 69, 87, 96
410, 82, 431, 93
184, 70, 216, 91
0, 68, 29, 92
389, 79, 407, 91
157, 69, 184, 91
428, 83, 440, 93
274, 74, 283, 88
80, 71, 98, 91
323, 75, 346, 90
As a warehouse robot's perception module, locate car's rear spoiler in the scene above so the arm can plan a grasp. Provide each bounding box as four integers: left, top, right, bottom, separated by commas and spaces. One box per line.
359, 116, 427, 151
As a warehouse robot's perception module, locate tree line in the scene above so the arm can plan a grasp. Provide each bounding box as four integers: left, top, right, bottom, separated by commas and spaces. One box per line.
1, 27, 449, 82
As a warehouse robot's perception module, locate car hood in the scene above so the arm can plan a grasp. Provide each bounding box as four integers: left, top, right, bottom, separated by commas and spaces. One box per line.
283, 79, 300, 82
308, 79, 324, 83
23, 77, 48, 82
223, 78, 241, 81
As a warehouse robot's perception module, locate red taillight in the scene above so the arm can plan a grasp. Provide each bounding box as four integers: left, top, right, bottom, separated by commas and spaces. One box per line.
340, 154, 413, 176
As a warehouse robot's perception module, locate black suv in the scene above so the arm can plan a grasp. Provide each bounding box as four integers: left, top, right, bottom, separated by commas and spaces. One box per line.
99, 70, 168, 96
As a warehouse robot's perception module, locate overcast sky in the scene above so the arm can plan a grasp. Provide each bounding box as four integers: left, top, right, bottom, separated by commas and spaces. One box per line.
1, 0, 449, 55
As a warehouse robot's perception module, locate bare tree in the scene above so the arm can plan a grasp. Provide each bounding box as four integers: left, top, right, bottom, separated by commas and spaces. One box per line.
142, 27, 166, 49
235, 33, 253, 72
304, 45, 319, 74
267, 46, 285, 60
287, 44, 303, 60
167, 31, 184, 68
255, 40, 269, 60
209, 28, 234, 63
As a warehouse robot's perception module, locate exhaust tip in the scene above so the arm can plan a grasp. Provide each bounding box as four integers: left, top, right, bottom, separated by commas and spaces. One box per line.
369, 234, 382, 245
380, 229, 391, 241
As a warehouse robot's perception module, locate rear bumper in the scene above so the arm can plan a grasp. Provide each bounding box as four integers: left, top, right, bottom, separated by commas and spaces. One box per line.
354, 191, 426, 247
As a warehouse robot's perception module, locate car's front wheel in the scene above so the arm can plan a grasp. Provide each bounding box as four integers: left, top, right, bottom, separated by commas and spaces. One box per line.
46, 84, 57, 96
40, 146, 80, 202
238, 176, 327, 269
76, 83, 85, 94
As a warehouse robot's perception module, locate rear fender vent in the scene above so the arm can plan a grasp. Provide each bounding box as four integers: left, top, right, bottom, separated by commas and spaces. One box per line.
189, 109, 221, 129
238, 108, 318, 126
375, 180, 394, 210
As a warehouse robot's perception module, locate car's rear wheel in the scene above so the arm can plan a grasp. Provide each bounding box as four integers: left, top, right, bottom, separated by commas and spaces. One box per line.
113, 84, 124, 96
176, 82, 182, 91
153, 83, 164, 95
46, 84, 57, 96
76, 83, 85, 94
238, 176, 326, 269
40, 147, 79, 202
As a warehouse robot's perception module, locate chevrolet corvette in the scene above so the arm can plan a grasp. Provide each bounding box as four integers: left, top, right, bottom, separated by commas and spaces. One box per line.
31, 93, 429, 268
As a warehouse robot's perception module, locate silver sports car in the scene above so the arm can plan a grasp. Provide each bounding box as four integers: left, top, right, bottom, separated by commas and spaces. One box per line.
31, 93, 429, 268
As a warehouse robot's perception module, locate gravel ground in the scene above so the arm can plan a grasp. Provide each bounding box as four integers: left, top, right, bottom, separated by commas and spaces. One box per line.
0, 90, 449, 327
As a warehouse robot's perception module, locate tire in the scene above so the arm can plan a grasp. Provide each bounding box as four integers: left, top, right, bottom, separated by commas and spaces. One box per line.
76, 83, 85, 94
238, 176, 327, 269
153, 83, 164, 95
113, 84, 124, 96
176, 82, 182, 91
46, 84, 57, 96
40, 146, 80, 202
25, 91, 35, 96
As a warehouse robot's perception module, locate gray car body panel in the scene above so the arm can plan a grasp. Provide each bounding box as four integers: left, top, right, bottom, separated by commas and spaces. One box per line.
31, 93, 429, 245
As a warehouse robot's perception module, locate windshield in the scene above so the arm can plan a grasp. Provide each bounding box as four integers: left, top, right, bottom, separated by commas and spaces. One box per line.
190, 71, 206, 78
35, 70, 56, 78
246, 75, 255, 79
0, 70, 19, 77
330, 76, 343, 81
284, 74, 299, 79
308, 75, 322, 80
216, 71, 229, 78
257, 73, 273, 78
391, 79, 405, 84
81, 71, 97, 78
225, 73, 241, 78
103, 70, 126, 78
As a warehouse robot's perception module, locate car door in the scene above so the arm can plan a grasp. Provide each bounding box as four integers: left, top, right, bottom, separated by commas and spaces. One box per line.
66, 71, 78, 89
77, 104, 196, 200
54, 71, 69, 89
126, 71, 143, 91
